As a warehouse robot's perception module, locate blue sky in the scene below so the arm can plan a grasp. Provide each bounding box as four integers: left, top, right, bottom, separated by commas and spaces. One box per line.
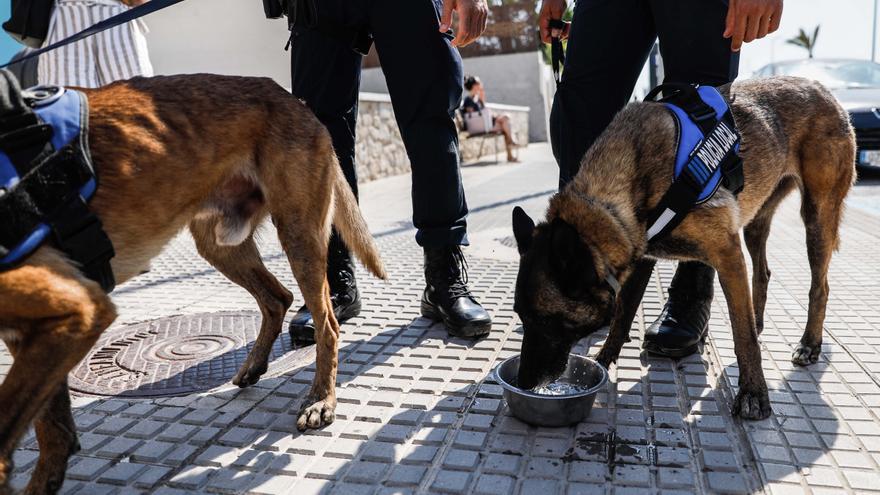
0, 0, 23, 62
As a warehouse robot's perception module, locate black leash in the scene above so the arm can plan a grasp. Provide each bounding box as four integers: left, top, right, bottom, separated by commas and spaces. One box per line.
1, 0, 188, 69
549, 19, 566, 84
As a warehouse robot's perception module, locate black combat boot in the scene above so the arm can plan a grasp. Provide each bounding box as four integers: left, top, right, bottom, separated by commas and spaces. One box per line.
643, 261, 714, 358
421, 246, 492, 338
288, 232, 361, 346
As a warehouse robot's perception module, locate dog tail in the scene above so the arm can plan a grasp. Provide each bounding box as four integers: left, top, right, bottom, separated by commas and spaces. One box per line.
331, 162, 387, 280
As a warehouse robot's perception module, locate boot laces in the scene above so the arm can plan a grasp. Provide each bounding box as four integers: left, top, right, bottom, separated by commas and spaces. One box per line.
447, 247, 473, 299
328, 268, 356, 303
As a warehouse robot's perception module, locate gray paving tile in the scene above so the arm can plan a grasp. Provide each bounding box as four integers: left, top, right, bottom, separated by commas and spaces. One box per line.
9, 145, 880, 494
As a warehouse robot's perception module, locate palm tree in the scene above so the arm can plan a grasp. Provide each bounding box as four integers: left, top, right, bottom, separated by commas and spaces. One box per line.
787, 26, 820, 59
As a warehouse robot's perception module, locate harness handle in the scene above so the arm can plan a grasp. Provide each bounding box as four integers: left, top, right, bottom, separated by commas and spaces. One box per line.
644, 83, 702, 102
646, 83, 718, 136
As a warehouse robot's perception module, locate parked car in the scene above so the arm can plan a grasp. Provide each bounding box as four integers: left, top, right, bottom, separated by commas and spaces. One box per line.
755, 59, 880, 169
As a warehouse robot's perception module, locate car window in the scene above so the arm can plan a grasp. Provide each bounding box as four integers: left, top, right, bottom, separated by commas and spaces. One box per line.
765, 61, 880, 89
836, 62, 880, 87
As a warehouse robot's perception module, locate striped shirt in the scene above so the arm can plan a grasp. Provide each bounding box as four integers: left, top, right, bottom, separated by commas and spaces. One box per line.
38, 0, 153, 88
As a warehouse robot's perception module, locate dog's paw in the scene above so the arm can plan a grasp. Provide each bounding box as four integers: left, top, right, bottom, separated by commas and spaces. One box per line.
791, 343, 821, 367
594, 349, 617, 369
732, 388, 771, 420
232, 360, 268, 388
296, 397, 336, 431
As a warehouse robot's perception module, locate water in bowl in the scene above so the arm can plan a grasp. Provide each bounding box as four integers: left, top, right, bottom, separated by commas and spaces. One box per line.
531, 379, 593, 396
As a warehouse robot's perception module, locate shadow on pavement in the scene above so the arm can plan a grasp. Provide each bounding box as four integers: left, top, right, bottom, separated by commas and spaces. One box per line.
719, 358, 838, 491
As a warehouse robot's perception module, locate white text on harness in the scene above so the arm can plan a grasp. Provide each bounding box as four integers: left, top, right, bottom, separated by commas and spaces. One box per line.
695, 121, 738, 171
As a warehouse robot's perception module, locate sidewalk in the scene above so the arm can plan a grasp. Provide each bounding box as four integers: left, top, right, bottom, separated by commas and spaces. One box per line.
4, 143, 880, 494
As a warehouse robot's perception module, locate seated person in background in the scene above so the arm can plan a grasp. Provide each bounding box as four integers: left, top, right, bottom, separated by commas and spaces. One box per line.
462, 75, 519, 163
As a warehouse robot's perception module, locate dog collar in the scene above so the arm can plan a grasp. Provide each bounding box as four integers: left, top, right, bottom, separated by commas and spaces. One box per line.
562, 189, 623, 296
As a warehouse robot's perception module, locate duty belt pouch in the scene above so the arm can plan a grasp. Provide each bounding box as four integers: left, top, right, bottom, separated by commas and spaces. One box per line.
263, 0, 285, 19
285, 0, 373, 56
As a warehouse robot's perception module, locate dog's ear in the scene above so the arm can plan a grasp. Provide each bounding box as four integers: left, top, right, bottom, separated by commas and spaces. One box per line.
512, 206, 536, 254
549, 218, 598, 294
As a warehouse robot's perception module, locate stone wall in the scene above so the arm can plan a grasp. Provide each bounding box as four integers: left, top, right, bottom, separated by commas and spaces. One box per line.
354, 94, 410, 182
361, 51, 551, 142
355, 93, 529, 182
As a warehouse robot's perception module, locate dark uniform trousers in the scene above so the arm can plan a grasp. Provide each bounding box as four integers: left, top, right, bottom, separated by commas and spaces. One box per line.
550, 0, 741, 296
290, 0, 469, 247
551, 0, 740, 185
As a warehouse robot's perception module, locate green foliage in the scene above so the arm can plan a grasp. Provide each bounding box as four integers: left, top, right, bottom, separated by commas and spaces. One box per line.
786, 25, 820, 59
540, 4, 573, 65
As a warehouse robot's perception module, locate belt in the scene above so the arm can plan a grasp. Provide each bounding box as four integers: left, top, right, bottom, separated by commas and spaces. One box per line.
284, 0, 373, 56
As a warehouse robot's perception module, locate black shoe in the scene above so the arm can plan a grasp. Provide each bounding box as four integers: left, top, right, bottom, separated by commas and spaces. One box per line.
421, 246, 492, 338
288, 233, 361, 346
643, 262, 714, 358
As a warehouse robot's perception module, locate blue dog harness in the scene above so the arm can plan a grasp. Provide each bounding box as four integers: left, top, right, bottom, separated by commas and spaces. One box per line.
0, 71, 115, 291
643, 83, 744, 241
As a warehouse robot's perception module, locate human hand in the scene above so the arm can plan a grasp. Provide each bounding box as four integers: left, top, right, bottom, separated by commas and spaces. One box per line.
121, 0, 149, 6
539, 0, 570, 44
724, 0, 783, 52
439, 0, 489, 47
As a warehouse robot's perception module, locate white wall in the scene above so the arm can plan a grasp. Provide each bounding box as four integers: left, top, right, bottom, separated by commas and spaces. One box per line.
463, 51, 550, 143
144, 0, 291, 84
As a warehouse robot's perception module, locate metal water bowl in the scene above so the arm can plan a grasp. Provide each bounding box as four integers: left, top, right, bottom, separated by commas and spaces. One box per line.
493, 354, 608, 427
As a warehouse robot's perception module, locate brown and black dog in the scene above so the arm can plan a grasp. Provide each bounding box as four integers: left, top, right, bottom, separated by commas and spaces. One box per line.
0, 74, 386, 494
512, 76, 855, 420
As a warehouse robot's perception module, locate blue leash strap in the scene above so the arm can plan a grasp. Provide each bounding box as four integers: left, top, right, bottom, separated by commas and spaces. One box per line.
1, 0, 187, 69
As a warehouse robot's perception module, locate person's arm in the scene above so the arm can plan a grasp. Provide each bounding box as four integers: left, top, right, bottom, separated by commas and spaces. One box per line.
439, 0, 489, 47
121, 0, 149, 6
724, 0, 784, 52
538, 0, 570, 44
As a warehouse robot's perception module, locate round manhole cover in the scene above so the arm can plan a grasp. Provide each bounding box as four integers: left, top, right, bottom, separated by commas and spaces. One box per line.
69, 312, 314, 397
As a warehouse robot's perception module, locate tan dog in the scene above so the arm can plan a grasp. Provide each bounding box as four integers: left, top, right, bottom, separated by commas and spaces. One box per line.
512, 76, 855, 420
0, 74, 386, 494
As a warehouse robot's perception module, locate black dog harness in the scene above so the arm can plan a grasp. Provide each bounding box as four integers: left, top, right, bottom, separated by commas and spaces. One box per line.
643, 83, 744, 242
0, 70, 115, 291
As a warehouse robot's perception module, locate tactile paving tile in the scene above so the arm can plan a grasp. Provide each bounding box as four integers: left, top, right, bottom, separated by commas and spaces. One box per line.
10, 226, 763, 494
7, 159, 880, 494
